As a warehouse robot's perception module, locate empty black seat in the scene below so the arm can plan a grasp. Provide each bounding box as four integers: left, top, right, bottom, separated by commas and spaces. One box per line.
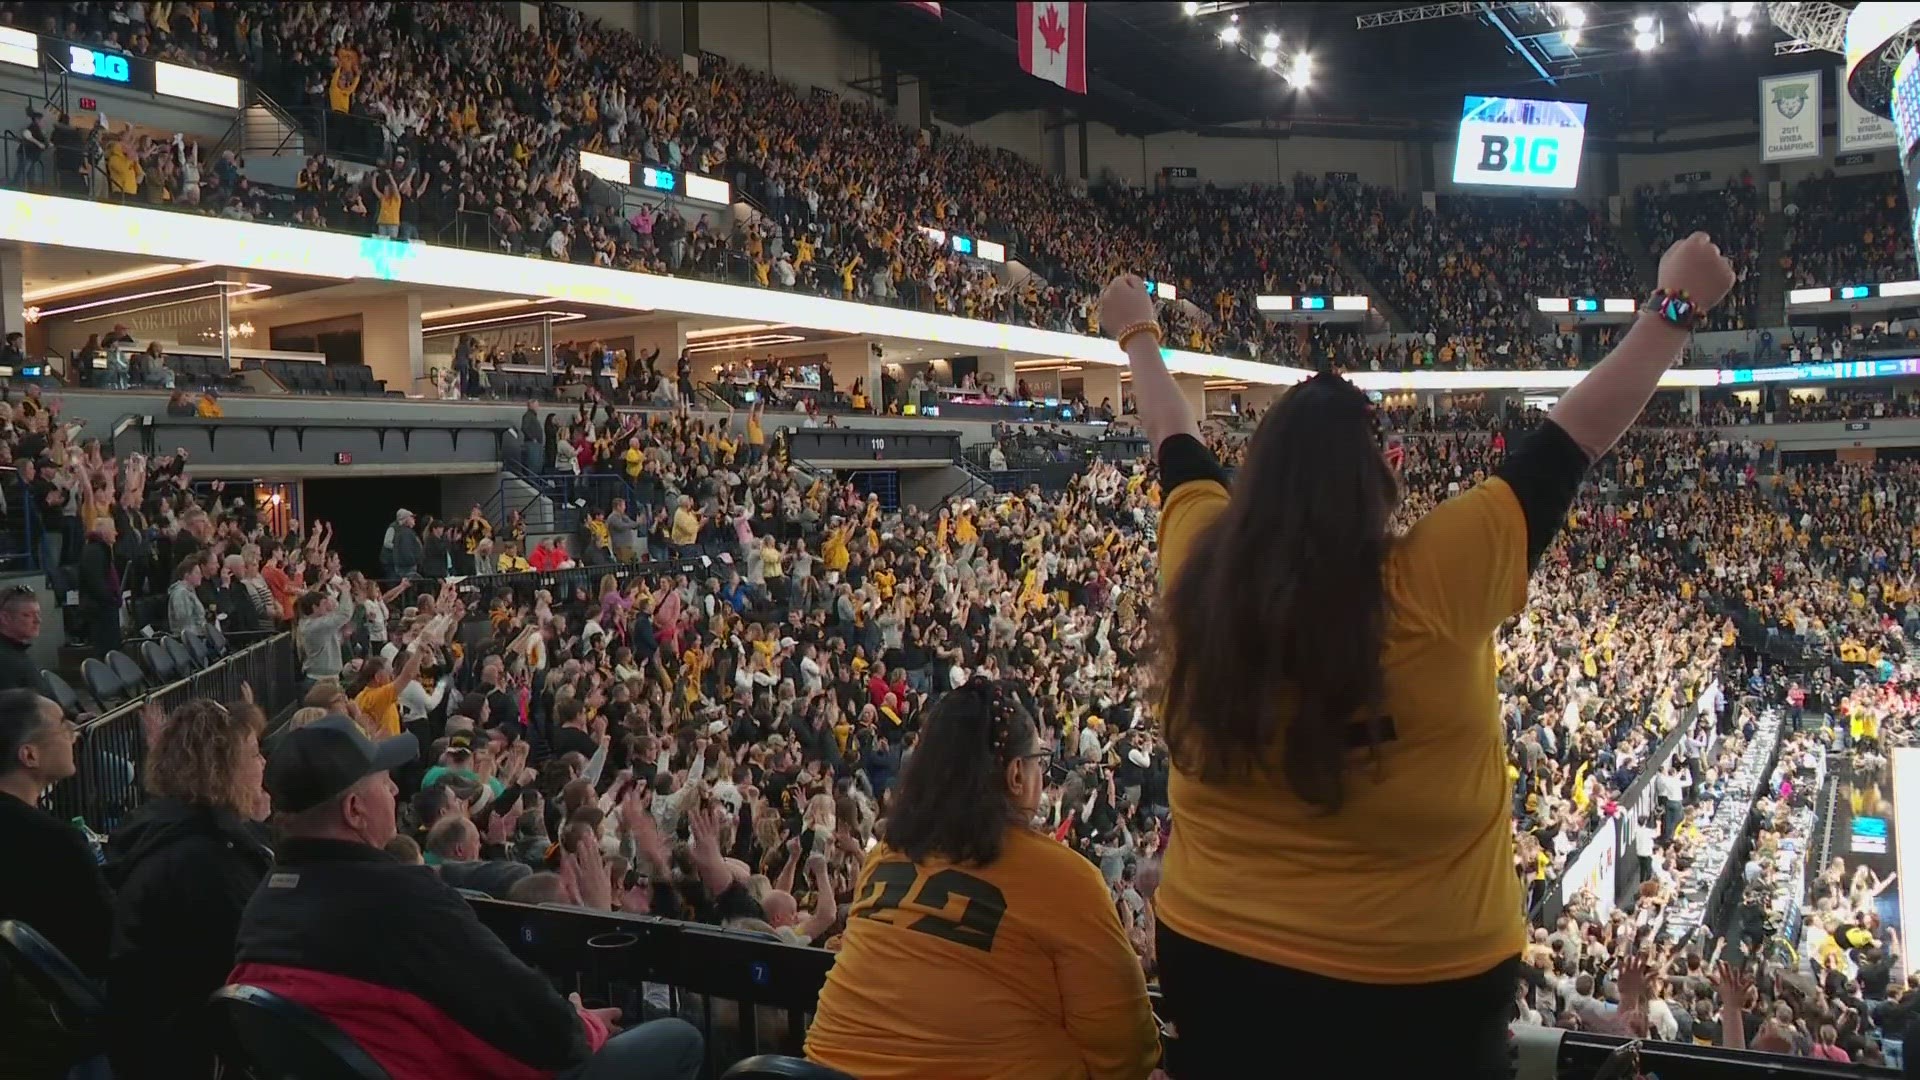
207, 985, 390, 1080
140, 638, 177, 682
206, 622, 228, 655
107, 649, 148, 694
165, 636, 198, 675
0, 920, 106, 1035
723, 1056, 856, 1080
41, 669, 84, 719
183, 629, 212, 669
80, 657, 124, 706
167, 354, 226, 389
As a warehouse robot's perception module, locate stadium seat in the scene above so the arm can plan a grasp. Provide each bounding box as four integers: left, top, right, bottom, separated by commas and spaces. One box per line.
183, 629, 212, 669
0, 920, 106, 1035
80, 657, 125, 707
207, 622, 228, 655
165, 636, 199, 676
107, 650, 148, 694
41, 669, 85, 719
207, 985, 390, 1080
140, 638, 178, 682
722, 1056, 856, 1080
303, 366, 335, 393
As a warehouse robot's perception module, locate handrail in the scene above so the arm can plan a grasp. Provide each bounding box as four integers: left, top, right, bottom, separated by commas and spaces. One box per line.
38, 632, 299, 832
41, 50, 68, 117
463, 895, 1898, 1080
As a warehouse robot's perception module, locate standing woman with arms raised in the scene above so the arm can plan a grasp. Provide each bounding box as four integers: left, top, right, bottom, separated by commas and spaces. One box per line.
1105, 234, 1733, 1078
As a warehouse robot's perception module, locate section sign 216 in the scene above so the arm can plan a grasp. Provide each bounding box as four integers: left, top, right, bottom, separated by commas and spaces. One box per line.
1452, 95, 1588, 190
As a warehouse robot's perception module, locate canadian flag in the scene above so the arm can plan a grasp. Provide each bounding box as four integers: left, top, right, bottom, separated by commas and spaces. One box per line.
1017, 1, 1086, 94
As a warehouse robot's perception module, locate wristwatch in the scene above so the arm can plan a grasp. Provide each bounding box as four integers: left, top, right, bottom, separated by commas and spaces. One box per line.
1645, 288, 1705, 331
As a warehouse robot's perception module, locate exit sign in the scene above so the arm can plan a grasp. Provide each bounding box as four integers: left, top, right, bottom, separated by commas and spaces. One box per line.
77, 96, 97, 111
334, 451, 353, 465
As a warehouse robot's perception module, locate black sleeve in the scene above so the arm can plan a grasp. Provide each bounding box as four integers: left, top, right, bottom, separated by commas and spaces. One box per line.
1493, 420, 1591, 571
1156, 434, 1227, 493
39, 822, 116, 977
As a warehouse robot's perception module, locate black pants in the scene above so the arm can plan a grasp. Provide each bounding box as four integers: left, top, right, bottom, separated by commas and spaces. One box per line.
1155, 922, 1517, 1080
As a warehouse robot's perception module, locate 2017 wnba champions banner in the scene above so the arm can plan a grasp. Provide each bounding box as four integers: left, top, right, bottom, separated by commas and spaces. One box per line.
1761, 71, 1824, 162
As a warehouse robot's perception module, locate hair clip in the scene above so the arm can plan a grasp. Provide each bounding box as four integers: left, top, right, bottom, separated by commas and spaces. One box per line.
966, 675, 1015, 754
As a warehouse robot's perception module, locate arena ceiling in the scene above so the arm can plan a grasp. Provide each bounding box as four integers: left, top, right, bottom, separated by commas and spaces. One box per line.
810, 1, 1843, 137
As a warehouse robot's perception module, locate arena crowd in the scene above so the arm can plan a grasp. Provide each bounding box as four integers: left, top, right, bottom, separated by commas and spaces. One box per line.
0, 367, 1914, 1074
10, 2, 1911, 385
0, 3, 1915, 1077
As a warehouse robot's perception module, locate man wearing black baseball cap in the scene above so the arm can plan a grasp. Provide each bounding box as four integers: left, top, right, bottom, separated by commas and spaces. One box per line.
232, 716, 701, 1078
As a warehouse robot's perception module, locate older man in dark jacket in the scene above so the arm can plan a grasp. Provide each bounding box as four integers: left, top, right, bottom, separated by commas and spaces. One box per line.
232, 717, 702, 1079
388, 510, 423, 580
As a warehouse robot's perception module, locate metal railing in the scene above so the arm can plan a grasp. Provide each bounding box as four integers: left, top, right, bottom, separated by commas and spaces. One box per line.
467, 898, 829, 1075
489, 461, 649, 536
466, 897, 1896, 1080
38, 632, 298, 833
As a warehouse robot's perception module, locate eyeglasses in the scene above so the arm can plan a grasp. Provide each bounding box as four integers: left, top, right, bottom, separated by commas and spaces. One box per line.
1019, 750, 1052, 771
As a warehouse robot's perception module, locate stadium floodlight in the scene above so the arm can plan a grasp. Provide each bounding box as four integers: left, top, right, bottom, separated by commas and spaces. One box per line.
1564, 27, 1582, 45
1220, 24, 1240, 43
1634, 28, 1658, 50
1182, 1, 1199, 14
1259, 49, 1278, 67
1263, 30, 1280, 49
1563, 6, 1586, 28
1288, 53, 1312, 87
1695, 2, 1724, 29
1633, 14, 1655, 32
1735, 17, 1751, 34
1728, 1, 1754, 16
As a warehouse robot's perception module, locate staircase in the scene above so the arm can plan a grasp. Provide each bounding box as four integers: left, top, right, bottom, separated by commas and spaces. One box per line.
1756, 210, 1791, 327
1338, 255, 1409, 333
498, 468, 558, 532
948, 457, 999, 502
243, 102, 304, 158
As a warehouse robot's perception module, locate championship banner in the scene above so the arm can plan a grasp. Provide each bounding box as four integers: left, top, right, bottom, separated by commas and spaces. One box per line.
1761, 71, 1824, 162
1838, 65, 1899, 152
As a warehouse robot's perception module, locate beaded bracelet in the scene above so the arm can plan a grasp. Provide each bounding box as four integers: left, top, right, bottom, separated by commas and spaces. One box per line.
1115, 321, 1164, 351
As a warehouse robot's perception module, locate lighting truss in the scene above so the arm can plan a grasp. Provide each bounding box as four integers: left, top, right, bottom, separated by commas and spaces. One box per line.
1356, 3, 1476, 29
1355, 2, 1539, 30
1764, 1, 1847, 55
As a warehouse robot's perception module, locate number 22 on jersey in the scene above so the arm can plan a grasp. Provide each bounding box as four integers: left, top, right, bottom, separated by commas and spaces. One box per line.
851, 861, 1009, 953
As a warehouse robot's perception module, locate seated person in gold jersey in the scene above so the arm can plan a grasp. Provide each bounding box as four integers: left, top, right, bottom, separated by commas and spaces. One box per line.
804, 677, 1160, 1080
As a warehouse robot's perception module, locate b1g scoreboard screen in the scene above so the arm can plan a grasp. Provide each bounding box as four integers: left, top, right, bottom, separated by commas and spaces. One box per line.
1452, 95, 1589, 190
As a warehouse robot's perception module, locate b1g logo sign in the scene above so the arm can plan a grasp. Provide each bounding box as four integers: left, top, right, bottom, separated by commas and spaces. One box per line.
1451, 95, 1588, 190
1475, 133, 1560, 176
68, 45, 131, 83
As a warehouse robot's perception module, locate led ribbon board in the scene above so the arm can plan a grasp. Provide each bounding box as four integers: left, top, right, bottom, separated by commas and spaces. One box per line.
1452, 96, 1588, 190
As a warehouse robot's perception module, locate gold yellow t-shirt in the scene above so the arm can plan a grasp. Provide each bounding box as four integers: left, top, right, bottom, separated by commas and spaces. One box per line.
354, 681, 401, 740
806, 827, 1158, 1079
1153, 473, 1529, 984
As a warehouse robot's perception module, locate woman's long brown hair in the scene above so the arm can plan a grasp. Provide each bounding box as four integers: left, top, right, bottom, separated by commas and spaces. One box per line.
1157, 373, 1401, 811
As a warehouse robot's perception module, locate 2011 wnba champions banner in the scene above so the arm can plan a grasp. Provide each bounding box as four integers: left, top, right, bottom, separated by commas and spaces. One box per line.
1761, 71, 1824, 162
